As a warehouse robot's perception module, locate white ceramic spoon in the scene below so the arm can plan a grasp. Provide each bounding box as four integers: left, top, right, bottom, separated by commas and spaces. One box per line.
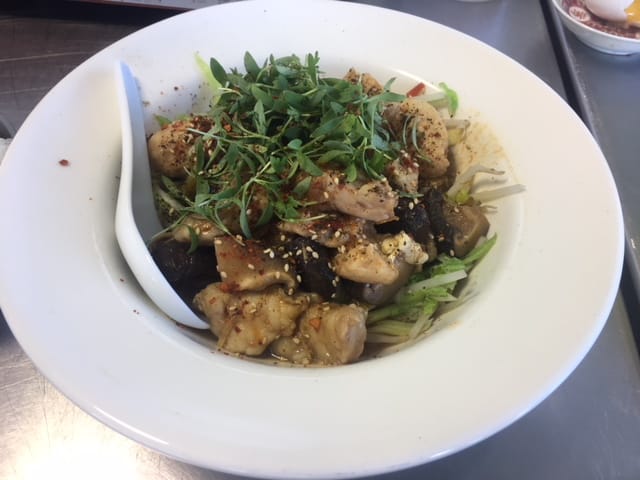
114, 61, 210, 329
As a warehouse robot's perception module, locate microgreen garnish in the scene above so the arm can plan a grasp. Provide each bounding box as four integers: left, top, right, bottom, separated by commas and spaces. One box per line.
157, 52, 406, 238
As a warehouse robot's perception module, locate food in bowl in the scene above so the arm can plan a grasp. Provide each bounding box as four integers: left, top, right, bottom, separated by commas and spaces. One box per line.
563, 0, 640, 39
583, 0, 640, 25
146, 53, 516, 366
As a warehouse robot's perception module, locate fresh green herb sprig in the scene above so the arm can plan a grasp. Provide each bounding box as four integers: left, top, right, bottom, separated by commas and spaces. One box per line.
366, 235, 497, 342
161, 52, 406, 238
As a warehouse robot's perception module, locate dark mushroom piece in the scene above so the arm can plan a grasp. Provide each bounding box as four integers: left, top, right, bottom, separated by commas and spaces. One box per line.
377, 197, 431, 241
287, 236, 341, 301
424, 188, 455, 256
444, 203, 490, 257
149, 238, 220, 302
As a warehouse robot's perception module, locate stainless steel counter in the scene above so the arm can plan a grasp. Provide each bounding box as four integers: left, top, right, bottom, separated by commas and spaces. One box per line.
547, 0, 640, 298
1, 1, 639, 479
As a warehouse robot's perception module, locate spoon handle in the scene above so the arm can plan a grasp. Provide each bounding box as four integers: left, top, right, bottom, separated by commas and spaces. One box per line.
115, 61, 160, 241
114, 61, 209, 330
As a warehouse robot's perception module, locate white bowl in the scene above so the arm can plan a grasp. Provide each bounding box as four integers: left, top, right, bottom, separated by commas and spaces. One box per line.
552, 0, 640, 54
0, 0, 623, 478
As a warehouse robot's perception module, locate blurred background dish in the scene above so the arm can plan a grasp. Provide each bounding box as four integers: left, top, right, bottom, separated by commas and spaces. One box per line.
552, 0, 640, 54
583, 0, 640, 24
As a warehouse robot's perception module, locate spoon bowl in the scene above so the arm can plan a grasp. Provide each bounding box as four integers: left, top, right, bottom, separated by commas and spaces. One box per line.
114, 61, 210, 330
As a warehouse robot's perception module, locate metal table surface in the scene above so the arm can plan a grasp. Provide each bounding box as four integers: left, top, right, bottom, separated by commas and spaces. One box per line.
1, 1, 639, 479
547, 0, 640, 299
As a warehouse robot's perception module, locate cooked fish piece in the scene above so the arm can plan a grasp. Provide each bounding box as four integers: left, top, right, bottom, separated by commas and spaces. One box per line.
147, 115, 213, 179
298, 303, 367, 365
172, 215, 225, 246
351, 259, 416, 306
214, 236, 297, 292
333, 242, 398, 285
269, 336, 313, 365
385, 99, 450, 180
385, 153, 420, 194
278, 211, 374, 248
333, 231, 428, 286
193, 284, 311, 356
306, 171, 398, 224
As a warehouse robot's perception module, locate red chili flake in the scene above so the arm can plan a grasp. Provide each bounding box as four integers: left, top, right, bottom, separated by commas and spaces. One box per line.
309, 317, 322, 331
406, 82, 426, 97
219, 281, 239, 293
58, 159, 70, 166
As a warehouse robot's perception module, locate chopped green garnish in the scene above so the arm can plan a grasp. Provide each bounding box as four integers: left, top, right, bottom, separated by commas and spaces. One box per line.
438, 82, 459, 116
158, 52, 406, 238
367, 235, 497, 340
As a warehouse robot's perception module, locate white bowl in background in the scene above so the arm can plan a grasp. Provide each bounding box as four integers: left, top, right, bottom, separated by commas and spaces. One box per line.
552, 0, 640, 54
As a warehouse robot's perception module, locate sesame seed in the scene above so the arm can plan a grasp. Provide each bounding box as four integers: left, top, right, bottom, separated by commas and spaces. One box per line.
323, 191, 330, 199
275, 271, 281, 279
311, 251, 319, 259
296, 275, 302, 283
284, 264, 290, 272
247, 263, 255, 270
220, 271, 228, 279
